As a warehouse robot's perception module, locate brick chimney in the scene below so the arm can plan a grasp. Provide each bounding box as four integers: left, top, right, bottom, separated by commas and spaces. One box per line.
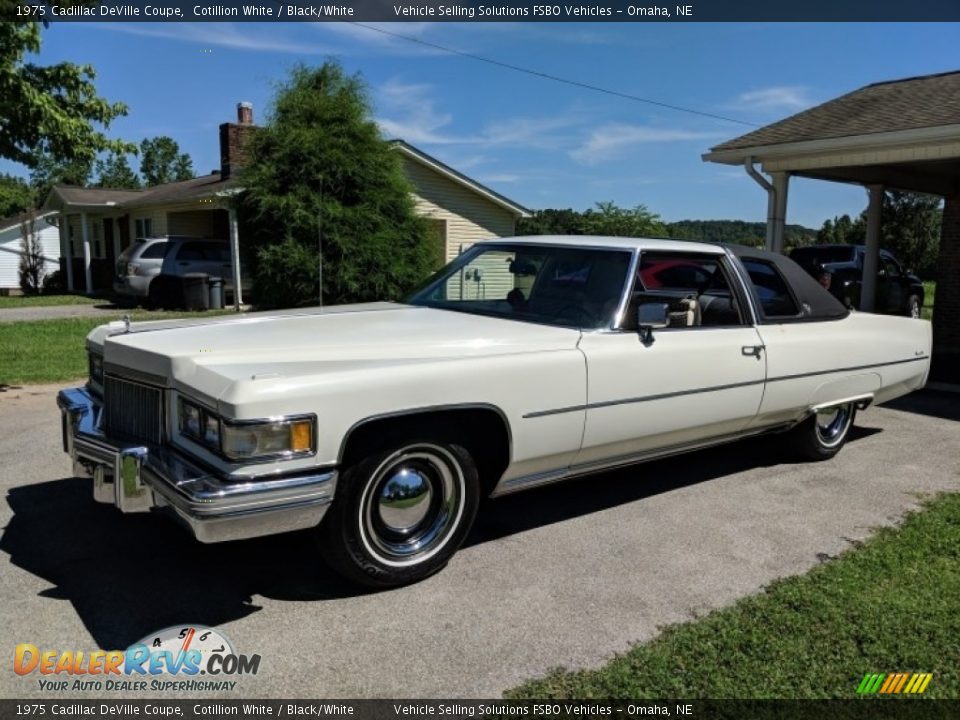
219, 101, 256, 179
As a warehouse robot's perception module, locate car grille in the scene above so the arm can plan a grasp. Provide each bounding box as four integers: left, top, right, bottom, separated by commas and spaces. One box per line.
104, 376, 163, 445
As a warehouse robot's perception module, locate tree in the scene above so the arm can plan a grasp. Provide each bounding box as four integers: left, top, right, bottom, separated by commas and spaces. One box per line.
238, 61, 433, 308
18, 210, 46, 295
139, 137, 194, 186
95, 151, 141, 189
0, 173, 33, 218
581, 201, 667, 237
0, 19, 133, 171
816, 193, 941, 276
28, 154, 93, 205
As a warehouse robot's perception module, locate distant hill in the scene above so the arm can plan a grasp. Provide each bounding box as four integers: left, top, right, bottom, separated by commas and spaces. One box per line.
666, 220, 818, 248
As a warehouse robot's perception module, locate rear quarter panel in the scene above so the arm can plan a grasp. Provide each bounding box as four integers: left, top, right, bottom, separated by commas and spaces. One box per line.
752, 313, 931, 426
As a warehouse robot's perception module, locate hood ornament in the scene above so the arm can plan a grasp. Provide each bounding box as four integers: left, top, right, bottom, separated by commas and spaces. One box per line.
123, 314, 131, 333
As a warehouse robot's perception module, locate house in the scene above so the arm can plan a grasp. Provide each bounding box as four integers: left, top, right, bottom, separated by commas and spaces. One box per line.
42, 103, 530, 302
703, 69, 960, 383
0, 210, 61, 295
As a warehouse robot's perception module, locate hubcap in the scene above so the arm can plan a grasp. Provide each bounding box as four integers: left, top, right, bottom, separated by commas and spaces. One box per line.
815, 404, 853, 447
359, 445, 465, 567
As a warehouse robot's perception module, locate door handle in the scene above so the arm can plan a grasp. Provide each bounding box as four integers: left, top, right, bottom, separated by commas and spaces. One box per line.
742, 345, 764, 358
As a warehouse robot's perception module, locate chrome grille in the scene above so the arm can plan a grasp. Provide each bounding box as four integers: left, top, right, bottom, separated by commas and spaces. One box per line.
104, 376, 163, 445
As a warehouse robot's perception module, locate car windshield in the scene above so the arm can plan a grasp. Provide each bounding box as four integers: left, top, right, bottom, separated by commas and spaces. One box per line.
406, 243, 633, 329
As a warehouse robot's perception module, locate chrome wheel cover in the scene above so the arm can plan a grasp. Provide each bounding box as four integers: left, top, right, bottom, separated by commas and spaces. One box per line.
910, 300, 921, 319
358, 444, 465, 568
815, 403, 853, 448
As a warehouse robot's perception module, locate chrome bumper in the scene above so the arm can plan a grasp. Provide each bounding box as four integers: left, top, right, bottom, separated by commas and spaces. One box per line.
57, 387, 337, 543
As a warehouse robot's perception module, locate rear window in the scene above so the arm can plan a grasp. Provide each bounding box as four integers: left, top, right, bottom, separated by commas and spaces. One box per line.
741, 259, 800, 318
138, 242, 168, 260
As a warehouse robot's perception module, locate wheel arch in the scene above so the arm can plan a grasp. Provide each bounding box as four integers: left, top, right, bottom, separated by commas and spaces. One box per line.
337, 404, 513, 498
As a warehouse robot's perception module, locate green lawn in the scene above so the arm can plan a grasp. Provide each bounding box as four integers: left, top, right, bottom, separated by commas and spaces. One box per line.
923, 280, 935, 321
0, 310, 236, 385
508, 493, 960, 700
0, 294, 100, 309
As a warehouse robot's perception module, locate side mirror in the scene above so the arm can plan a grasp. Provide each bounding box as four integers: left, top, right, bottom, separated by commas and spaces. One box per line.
637, 302, 670, 343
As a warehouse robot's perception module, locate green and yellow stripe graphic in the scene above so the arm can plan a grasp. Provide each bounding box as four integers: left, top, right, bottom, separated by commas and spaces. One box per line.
856, 672, 932, 695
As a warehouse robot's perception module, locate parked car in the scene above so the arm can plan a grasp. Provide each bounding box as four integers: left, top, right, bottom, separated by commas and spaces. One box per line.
59, 237, 931, 587
114, 236, 234, 306
789, 244, 925, 318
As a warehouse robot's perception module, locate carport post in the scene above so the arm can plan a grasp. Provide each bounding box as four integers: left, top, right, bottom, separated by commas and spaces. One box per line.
80, 212, 92, 295
59, 213, 74, 292
861, 185, 884, 313
771, 172, 790, 254
228, 207, 243, 311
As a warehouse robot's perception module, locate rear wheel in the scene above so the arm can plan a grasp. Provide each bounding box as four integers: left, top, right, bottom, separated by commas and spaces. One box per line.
787, 402, 856, 461
319, 436, 479, 588
907, 294, 921, 319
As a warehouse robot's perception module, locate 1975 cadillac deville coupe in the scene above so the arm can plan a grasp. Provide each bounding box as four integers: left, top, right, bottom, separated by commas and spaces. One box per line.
59, 236, 931, 587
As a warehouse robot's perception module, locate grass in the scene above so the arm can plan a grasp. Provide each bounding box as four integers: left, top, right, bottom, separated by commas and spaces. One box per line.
0, 294, 100, 309
922, 281, 935, 321
507, 493, 960, 700
0, 310, 236, 385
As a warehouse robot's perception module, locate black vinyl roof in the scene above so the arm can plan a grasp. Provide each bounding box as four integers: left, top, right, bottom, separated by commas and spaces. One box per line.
727, 244, 850, 322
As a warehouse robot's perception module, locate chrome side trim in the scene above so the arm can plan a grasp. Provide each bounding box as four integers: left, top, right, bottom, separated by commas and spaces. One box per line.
493, 422, 795, 496
723, 246, 761, 326
610, 249, 641, 330
523, 356, 928, 419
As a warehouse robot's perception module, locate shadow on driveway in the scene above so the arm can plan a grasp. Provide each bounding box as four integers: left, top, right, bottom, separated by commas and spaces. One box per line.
1, 424, 881, 650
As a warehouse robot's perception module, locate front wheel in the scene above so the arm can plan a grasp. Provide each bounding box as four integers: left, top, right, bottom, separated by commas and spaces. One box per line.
319, 439, 479, 588
787, 403, 857, 461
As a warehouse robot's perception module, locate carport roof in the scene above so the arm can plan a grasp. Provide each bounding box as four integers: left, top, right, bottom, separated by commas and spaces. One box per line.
43, 173, 237, 212
710, 70, 960, 152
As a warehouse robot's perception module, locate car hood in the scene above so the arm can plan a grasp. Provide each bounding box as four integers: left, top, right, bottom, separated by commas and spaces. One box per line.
91, 302, 581, 404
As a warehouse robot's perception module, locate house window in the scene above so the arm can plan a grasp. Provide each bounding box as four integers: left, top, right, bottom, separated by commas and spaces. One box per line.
135, 218, 153, 239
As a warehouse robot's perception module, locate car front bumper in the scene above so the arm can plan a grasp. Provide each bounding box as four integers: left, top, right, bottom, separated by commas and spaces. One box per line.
57, 387, 337, 543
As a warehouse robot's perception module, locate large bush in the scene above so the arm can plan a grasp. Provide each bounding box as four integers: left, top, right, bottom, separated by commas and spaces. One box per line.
238, 62, 433, 308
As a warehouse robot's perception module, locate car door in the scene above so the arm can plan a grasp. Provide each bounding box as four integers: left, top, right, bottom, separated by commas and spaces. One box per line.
574, 250, 766, 470
878, 253, 905, 314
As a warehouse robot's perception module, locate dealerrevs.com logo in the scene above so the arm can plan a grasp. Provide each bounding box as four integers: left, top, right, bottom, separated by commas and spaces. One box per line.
14, 625, 260, 693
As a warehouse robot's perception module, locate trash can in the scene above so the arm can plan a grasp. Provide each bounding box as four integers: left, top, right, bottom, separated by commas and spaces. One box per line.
181, 273, 210, 311
208, 276, 224, 310
148, 274, 182, 310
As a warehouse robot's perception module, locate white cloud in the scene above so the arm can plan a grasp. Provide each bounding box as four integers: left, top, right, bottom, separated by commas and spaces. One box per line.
733, 86, 814, 113
570, 124, 725, 165
90, 22, 331, 55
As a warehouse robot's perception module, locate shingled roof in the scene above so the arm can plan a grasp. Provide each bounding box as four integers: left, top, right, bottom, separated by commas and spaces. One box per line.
710, 70, 960, 152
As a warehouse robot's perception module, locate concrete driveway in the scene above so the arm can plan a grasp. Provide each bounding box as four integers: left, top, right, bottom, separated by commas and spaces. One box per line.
1, 384, 957, 699
0, 303, 131, 323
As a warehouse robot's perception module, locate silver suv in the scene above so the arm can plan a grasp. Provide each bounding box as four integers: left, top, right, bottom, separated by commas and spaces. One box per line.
114, 236, 233, 305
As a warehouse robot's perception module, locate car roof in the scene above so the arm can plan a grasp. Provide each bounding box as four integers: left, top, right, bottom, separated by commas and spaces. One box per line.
478, 235, 726, 254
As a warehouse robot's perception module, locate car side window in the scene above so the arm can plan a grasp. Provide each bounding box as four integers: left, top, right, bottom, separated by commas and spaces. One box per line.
177, 242, 208, 261
741, 259, 800, 318
139, 242, 168, 260
623, 252, 745, 329
881, 256, 901, 277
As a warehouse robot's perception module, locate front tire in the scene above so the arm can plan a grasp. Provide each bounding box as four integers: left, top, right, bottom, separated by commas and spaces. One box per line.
787, 403, 856, 461
319, 438, 479, 588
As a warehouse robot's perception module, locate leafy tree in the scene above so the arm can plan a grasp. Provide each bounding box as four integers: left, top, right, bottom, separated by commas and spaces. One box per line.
238, 61, 433, 308
581, 201, 667, 237
95, 151, 141, 189
139, 136, 194, 186
28, 154, 93, 205
517, 208, 588, 236
0, 19, 132, 171
18, 211, 46, 295
0, 173, 33, 218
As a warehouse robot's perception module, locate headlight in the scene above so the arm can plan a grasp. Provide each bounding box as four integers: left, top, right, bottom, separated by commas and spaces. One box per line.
88, 353, 104, 385
177, 398, 220, 453
178, 397, 314, 461
221, 417, 314, 460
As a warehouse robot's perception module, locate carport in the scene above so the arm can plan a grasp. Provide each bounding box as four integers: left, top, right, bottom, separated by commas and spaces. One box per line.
703, 70, 960, 383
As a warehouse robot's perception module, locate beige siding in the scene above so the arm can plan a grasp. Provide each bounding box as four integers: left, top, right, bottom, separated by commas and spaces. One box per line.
168, 210, 218, 237
401, 157, 518, 265
128, 210, 167, 242
65, 214, 109, 259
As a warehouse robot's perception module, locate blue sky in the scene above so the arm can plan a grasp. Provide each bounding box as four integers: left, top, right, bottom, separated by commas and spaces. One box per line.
10, 21, 960, 228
